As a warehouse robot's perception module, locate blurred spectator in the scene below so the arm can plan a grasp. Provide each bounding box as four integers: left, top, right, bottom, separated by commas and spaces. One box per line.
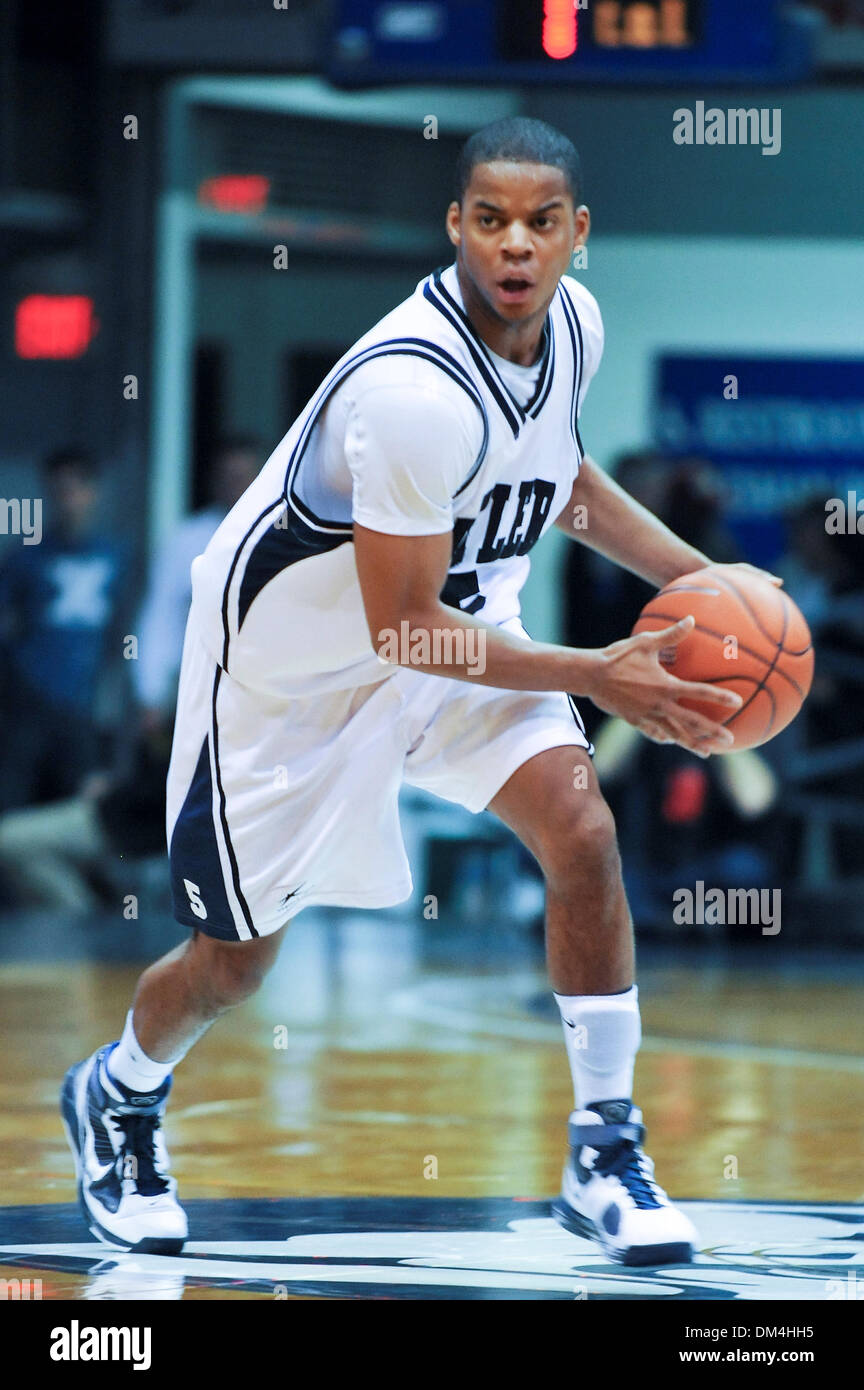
0, 436, 264, 913
778, 494, 864, 754
562, 451, 741, 740
562, 451, 667, 658
805, 2, 864, 26
134, 436, 264, 729
776, 495, 864, 872
0, 724, 172, 915
559, 449, 780, 931
593, 718, 779, 934
775, 495, 835, 632
0, 448, 126, 812
661, 458, 742, 569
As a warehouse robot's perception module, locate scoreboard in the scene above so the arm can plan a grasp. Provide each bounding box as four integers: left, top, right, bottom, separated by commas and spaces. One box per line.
498, 0, 704, 60
331, 0, 815, 84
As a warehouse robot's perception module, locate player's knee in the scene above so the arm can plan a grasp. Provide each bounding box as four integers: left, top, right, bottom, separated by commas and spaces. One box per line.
539, 794, 619, 888
193, 935, 279, 1010
206, 955, 268, 1009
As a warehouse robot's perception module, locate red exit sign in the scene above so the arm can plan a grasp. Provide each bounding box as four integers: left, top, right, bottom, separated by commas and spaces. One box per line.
15, 295, 97, 359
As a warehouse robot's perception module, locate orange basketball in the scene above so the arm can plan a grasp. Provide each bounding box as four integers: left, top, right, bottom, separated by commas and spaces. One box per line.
631, 566, 814, 750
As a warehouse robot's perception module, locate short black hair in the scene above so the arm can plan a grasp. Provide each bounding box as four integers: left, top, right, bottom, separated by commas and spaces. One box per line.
455, 117, 583, 206
43, 447, 99, 480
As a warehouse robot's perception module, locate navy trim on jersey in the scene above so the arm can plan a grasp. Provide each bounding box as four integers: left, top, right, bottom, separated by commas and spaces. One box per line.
517, 317, 554, 418
284, 336, 490, 523
211, 667, 258, 938
220, 499, 286, 670
567, 693, 595, 757
287, 489, 350, 534
527, 321, 555, 419
236, 506, 351, 632
219, 336, 490, 668
424, 272, 522, 439
426, 267, 558, 429
168, 737, 239, 937
493, 315, 554, 419
556, 284, 585, 456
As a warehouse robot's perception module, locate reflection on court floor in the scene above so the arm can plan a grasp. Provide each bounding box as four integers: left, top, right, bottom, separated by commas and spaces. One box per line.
0, 909, 862, 1300
1, 1198, 862, 1300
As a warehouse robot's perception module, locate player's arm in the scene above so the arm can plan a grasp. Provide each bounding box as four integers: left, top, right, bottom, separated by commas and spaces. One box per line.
554, 288, 725, 586
554, 453, 781, 591
554, 453, 712, 587
353, 523, 741, 756
555, 289, 712, 586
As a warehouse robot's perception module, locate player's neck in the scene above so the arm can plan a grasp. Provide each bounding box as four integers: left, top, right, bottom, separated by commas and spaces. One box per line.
455, 262, 548, 367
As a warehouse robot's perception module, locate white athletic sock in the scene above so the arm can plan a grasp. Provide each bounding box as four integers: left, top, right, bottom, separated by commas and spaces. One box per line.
106, 1010, 182, 1092
554, 985, 641, 1110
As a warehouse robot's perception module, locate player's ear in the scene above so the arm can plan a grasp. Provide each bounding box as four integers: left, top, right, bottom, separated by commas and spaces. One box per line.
573, 203, 590, 250
446, 200, 461, 248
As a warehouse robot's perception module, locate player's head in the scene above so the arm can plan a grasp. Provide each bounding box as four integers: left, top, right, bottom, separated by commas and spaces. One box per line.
43, 446, 101, 534
447, 117, 589, 327
454, 117, 583, 209
209, 435, 264, 509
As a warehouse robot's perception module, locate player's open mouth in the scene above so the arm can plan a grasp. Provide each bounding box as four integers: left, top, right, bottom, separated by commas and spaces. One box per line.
497, 277, 534, 302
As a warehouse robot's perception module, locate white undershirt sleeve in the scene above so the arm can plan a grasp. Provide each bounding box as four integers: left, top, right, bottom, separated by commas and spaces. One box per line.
344, 368, 483, 536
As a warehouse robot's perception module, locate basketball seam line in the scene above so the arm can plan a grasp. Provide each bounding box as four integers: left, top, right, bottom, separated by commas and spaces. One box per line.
676, 572, 812, 659
730, 589, 789, 737
637, 607, 779, 739
637, 612, 808, 701
637, 609, 784, 739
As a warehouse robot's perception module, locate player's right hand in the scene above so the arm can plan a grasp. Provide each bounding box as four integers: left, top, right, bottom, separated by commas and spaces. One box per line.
585, 616, 743, 758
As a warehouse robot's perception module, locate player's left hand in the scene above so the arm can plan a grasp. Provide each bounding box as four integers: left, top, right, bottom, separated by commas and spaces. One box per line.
709, 561, 784, 588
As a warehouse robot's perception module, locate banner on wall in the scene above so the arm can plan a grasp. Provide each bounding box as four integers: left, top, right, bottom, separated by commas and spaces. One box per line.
653, 355, 864, 565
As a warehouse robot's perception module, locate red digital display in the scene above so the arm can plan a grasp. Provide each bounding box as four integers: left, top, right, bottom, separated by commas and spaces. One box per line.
15, 295, 97, 359
498, 0, 702, 61
591, 0, 694, 47
198, 175, 271, 214
542, 0, 579, 59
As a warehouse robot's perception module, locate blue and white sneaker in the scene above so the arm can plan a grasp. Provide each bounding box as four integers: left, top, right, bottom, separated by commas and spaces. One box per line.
61, 1043, 187, 1253
552, 1099, 698, 1266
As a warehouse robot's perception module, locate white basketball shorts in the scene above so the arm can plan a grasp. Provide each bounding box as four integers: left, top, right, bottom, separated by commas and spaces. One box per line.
166, 616, 593, 939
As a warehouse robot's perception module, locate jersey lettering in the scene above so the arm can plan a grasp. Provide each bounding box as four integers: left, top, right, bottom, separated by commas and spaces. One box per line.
459, 478, 559, 568
440, 570, 486, 615
516, 480, 557, 553
450, 517, 474, 567
190, 266, 596, 698
497, 479, 537, 559
476, 484, 513, 563
443, 478, 559, 615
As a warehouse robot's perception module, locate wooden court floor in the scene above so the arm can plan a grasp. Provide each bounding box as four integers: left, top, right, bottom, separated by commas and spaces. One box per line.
0, 911, 862, 1298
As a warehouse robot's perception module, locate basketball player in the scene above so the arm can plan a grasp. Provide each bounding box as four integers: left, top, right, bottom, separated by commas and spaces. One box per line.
62, 118, 779, 1266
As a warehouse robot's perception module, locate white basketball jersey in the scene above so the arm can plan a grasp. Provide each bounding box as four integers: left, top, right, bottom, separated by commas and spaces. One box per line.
189, 263, 604, 697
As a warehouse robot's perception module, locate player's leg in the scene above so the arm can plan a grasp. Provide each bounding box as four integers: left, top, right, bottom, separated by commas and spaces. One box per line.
487, 744, 698, 1265
59, 607, 299, 1252
490, 745, 632, 996
62, 645, 415, 1254
123, 926, 285, 1064
61, 926, 286, 1254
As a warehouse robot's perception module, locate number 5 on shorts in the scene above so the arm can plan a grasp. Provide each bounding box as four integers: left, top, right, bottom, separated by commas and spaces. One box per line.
183, 878, 208, 920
